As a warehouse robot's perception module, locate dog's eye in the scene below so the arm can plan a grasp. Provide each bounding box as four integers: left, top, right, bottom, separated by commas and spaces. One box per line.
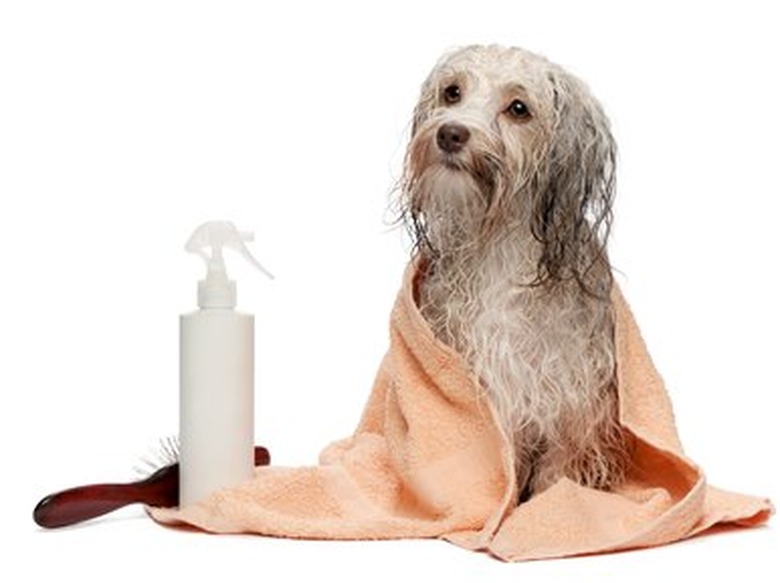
442, 84, 462, 105
507, 99, 531, 120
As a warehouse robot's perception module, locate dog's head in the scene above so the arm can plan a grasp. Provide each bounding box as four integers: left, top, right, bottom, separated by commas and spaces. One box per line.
401, 45, 615, 294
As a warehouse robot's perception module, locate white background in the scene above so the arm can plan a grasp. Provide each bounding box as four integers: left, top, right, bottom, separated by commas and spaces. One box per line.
1, 0, 777, 580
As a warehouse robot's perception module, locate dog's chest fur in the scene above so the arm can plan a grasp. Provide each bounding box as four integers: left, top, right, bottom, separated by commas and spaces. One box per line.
417, 236, 618, 492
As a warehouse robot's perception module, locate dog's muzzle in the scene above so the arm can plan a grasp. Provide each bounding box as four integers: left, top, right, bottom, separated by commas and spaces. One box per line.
436, 122, 471, 154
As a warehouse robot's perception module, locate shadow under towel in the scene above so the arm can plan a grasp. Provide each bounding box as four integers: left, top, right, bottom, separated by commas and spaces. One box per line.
149, 260, 772, 561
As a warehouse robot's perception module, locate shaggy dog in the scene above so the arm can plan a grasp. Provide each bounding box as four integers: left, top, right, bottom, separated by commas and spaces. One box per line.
398, 45, 628, 500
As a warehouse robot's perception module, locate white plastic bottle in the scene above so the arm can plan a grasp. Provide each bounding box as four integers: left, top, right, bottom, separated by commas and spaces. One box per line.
179, 221, 273, 507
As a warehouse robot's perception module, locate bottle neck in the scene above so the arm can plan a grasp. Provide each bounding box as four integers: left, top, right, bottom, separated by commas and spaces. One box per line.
197, 278, 237, 309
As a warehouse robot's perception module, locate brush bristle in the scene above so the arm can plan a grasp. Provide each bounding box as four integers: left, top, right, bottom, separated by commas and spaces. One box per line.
132, 436, 180, 478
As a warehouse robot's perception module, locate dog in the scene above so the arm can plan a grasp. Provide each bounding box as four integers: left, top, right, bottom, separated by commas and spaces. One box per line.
398, 45, 628, 500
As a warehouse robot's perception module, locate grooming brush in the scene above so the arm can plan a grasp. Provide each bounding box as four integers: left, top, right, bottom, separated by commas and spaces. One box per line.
33, 441, 270, 529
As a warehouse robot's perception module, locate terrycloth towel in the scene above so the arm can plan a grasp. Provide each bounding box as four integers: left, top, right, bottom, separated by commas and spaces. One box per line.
150, 261, 772, 561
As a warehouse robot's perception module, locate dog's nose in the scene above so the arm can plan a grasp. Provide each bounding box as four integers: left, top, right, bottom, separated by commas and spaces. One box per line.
436, 123, 471, 154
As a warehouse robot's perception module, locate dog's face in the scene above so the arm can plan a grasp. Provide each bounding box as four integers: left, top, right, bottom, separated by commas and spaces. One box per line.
402, 45, 616, 292
408, 45, 548, 202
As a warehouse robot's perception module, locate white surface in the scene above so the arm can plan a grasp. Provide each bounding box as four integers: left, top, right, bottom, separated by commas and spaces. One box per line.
1, 1, 777, 580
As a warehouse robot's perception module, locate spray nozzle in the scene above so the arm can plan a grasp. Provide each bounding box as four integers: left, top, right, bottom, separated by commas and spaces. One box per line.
185, 221, 273, 308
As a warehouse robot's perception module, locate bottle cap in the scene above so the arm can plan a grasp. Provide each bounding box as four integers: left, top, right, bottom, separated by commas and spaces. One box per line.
185, 221, 273, 308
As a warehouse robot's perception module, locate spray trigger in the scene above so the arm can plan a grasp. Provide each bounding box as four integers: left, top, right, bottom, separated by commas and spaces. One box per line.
185, 221, 273, 308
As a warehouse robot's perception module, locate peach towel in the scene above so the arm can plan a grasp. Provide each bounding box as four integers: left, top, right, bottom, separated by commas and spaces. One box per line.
151, 261, 772, 561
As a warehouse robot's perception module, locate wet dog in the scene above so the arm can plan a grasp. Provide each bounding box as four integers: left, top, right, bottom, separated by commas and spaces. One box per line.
399, 45, 628, 499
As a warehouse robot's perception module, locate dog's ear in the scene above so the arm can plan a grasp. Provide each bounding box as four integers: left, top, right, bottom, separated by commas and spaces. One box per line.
530, 69, 616, 296
411, 79, 438, 137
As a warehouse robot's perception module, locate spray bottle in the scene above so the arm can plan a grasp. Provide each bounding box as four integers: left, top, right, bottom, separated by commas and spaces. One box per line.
179, 221, 273, 507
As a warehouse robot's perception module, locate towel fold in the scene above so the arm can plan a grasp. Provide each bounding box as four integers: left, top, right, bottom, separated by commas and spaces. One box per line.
150, 261, 772, 561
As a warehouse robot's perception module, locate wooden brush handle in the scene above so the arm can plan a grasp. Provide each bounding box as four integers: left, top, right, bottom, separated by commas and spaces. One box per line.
34, 445, 270, 529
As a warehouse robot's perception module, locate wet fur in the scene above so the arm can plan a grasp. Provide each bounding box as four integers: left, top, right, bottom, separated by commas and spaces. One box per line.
398, 45, 628, 498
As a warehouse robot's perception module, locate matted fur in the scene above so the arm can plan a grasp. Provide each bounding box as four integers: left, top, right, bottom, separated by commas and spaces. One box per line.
397, 45, 628, 498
